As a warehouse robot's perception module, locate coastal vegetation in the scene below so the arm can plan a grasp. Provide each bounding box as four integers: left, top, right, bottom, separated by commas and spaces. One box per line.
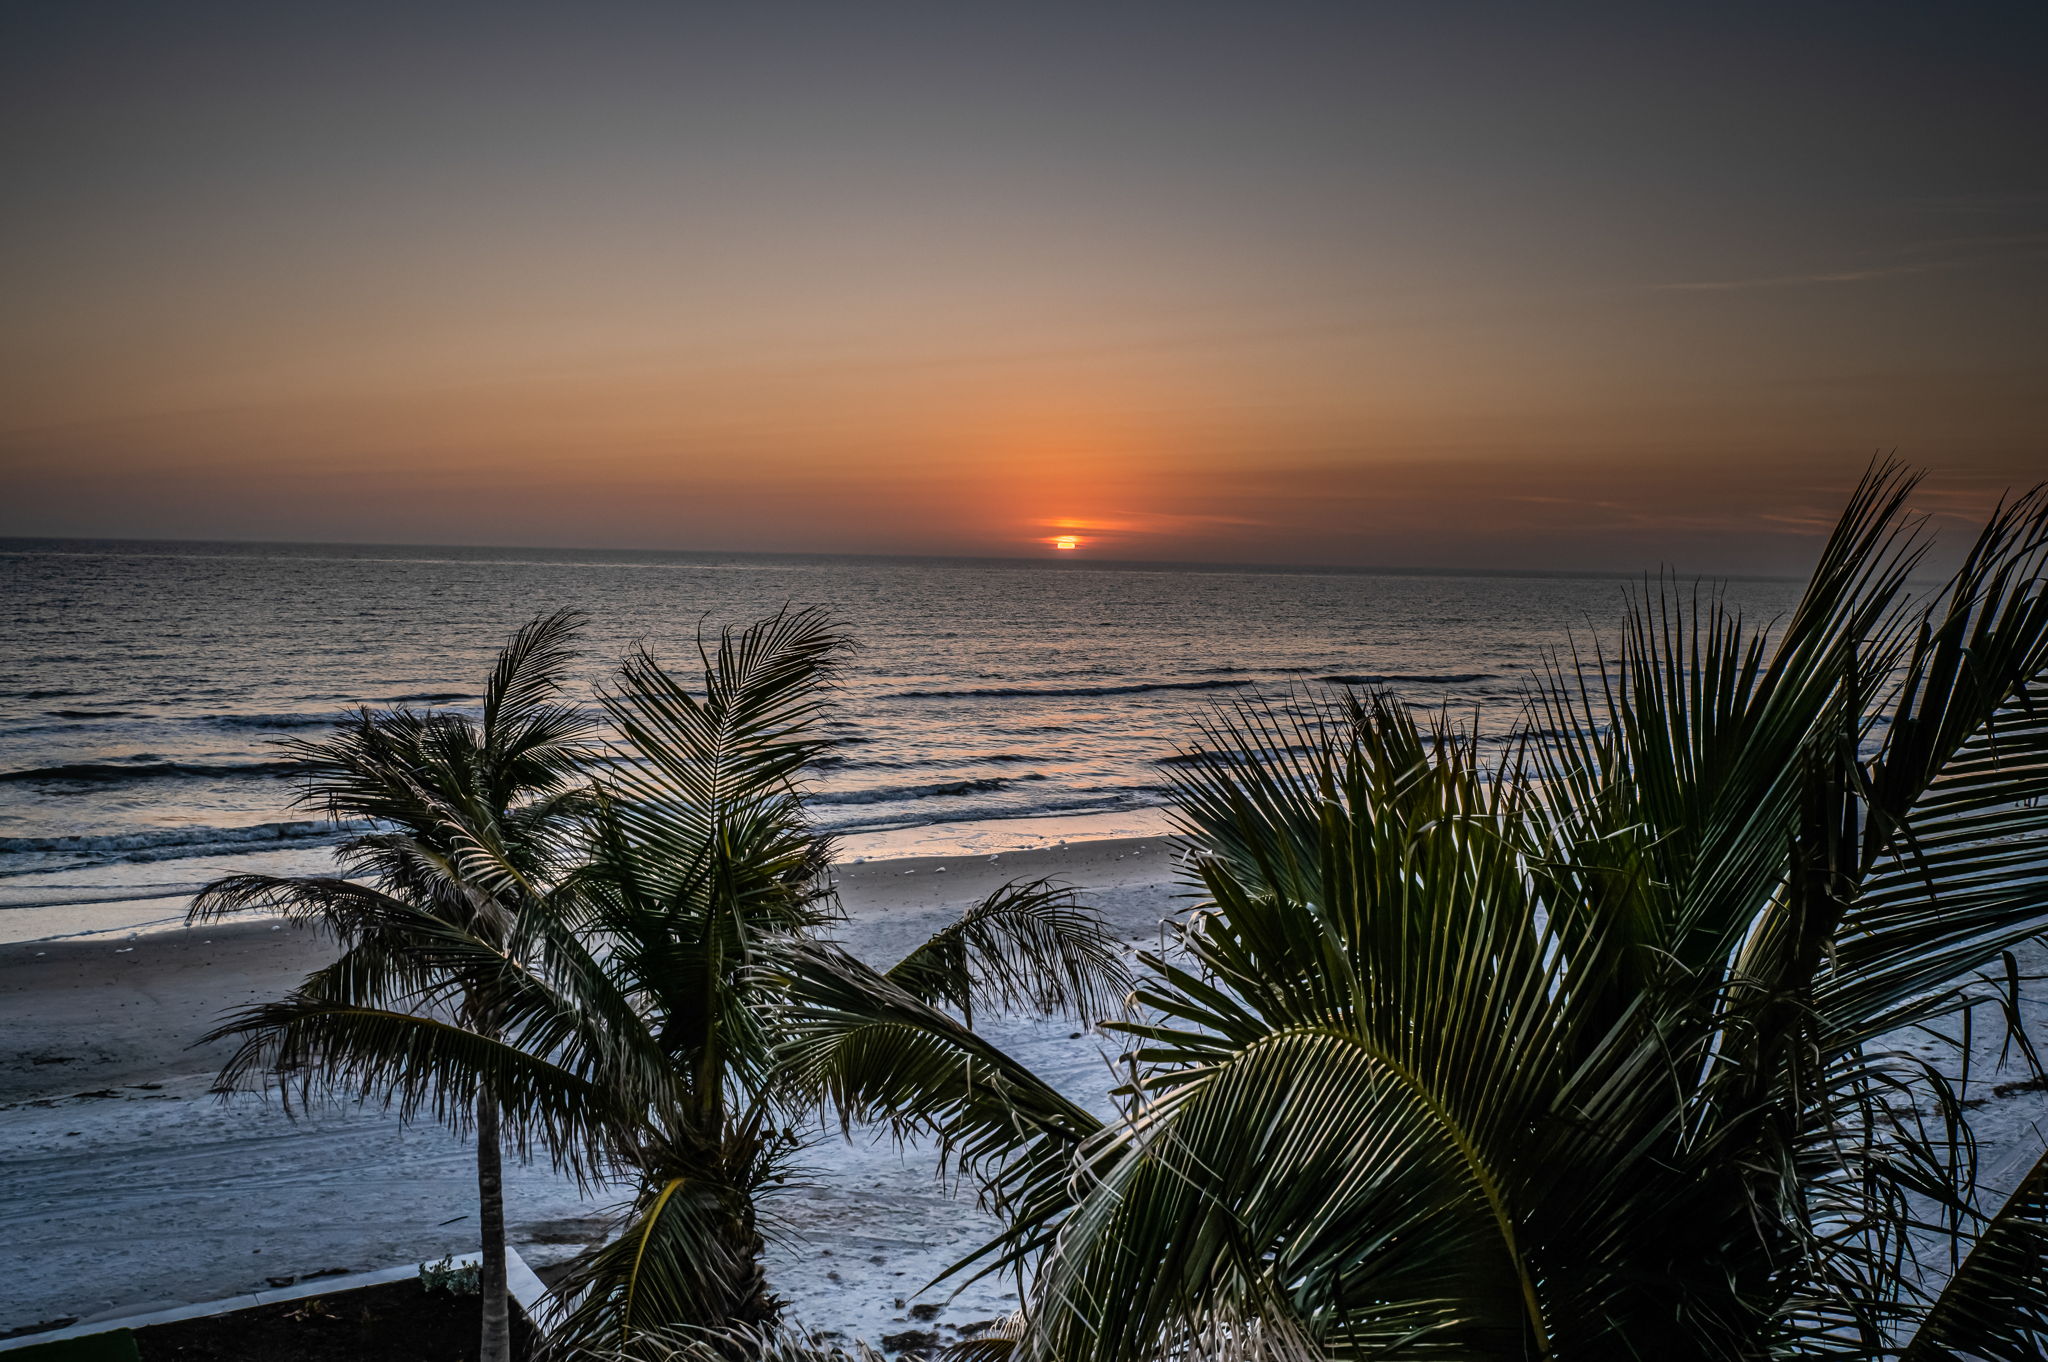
189, 610, 599, 1362
187, 609, 1126, 1362
186, 463, 2048, 1361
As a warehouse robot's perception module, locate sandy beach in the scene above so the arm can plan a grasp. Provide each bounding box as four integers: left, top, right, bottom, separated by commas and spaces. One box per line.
0, 836, 1188, 1342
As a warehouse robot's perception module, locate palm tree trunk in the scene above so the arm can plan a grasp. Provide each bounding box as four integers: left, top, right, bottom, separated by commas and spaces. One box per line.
476, 1091, 512, 1362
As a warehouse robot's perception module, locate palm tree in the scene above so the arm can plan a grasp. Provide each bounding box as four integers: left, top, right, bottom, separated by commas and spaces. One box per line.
789, 463, 2048, 1361
545, 607, 857, 1342
191, 606, 1131, 1355
188, 610, 608, 1362
536, 609, 1128, 1351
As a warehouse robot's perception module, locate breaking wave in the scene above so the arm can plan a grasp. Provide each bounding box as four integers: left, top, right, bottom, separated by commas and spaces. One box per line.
1315, 673, 1498, 686
891, 679, 1256, 701
0, 819, 365, 860
204, 712, 343, 731
811, 774, 1047, 806
0, 758, 314, 784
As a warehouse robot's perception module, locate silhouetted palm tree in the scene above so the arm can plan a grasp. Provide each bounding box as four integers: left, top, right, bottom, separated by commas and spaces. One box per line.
791, 464, 2048, 1361
189, 610, 602, 1362
545, 608, 856, 1341
534, 610, 1128, 1350
194, 607, 1130, 1356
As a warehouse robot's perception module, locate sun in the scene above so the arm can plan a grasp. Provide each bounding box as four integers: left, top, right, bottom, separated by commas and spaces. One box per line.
1053, 535, 1081, 551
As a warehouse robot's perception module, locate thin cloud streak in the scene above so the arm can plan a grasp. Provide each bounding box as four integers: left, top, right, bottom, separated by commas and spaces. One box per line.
1656, 260, 1962, 292
1659, 244, 2048, 292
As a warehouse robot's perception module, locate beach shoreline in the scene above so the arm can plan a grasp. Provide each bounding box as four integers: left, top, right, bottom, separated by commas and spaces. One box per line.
0, 833, 1186, 1339
0, 806, 1181, 947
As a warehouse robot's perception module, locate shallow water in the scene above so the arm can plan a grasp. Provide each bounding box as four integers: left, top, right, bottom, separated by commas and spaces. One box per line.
1, 538, 1802, 928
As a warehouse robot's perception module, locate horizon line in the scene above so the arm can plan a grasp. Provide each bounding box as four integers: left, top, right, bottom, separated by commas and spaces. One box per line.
0, 530, 1807, 585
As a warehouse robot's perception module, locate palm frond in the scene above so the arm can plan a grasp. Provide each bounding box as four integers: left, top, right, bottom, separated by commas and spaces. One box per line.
885, 878, 1133, 1028
482, 608, 587, 746
549, 1109, 796, 1348
189, 871, 419, 931
779, 939, 1100, 1268
200, 998, 618, 1180
1028, 1024, 1536, 1362
596, 607, 848, 860
1900, 1145, 2048, 1362
1819, 482, 2048, 1047
551, 1176, 762, 1349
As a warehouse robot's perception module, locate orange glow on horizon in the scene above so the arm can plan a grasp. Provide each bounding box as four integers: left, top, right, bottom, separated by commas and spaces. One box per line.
1053, 534, 1081, 550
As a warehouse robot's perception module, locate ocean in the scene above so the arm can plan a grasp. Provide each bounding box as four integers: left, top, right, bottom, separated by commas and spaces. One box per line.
1, 538, 1803, 937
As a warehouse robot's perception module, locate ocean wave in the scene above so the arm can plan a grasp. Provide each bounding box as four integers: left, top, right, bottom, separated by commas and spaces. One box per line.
1070, 782, 1174, 797
816, 786, 1168, 835
1316, 672, 1498, 686
1189, 666, 1318, 676
814, 751, 1038, 773
204, 712, 343, 730
0, 819, 364, 858
811, 774, 1047, 806
386, 691, 480, 703
1157, 746, 1310, 768
890, 678, 1257, 700
0, 758, 314, 783
44, 707, 142, 719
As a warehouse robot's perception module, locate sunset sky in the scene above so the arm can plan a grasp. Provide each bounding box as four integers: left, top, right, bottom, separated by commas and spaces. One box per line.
3, 3, 2043, 572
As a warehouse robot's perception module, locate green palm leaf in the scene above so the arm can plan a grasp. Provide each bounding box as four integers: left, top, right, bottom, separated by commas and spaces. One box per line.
199, 998, 615, 1176
1901, 1146, 2048, 1362
885, 878, 1133, 1028
780, 937, 1102, 1283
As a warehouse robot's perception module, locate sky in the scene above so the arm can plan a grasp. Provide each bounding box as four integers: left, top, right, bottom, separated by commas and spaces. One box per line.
2, 2, 2044, 573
